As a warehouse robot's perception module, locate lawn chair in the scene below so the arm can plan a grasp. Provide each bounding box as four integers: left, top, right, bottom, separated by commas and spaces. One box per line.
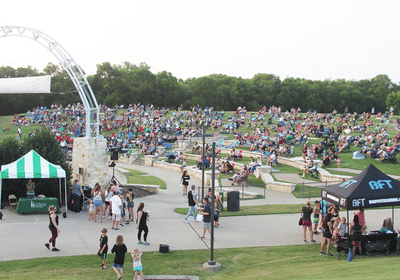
336, 236, 351, 260
365, 240, 391, 256
236, 171, 249, 187
382, 151, 397, 164
8, 194, 18, 211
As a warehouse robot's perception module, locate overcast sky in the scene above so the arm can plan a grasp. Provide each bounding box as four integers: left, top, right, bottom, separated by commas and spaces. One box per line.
1, 0, 399, 83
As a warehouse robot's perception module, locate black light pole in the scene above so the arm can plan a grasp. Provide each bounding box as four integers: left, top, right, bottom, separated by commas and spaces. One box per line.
202, 123, 205, 200
209, 142, 216, 265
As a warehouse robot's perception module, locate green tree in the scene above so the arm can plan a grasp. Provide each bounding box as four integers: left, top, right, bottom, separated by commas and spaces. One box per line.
0, 130, 72, 204
251, 74, 281, 108
0, 66, 16, 78
368, 74, 396, 113
155, 71, 179, 108
386, 91, 400, 115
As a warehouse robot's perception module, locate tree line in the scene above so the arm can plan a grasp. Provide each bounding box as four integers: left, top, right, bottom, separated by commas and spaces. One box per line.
1, 62, 400, 115
0, 130, 72, 203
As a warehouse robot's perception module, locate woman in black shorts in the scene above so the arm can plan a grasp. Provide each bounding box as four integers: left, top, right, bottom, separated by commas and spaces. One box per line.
320, 213, 333, 257
350, 215, 367, 256
126, 188, 135, 222
180, 170, 190, 196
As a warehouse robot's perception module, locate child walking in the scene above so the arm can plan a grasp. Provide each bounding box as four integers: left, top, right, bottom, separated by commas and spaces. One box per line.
119, 193, 129, 226
98, 228, 108, 269
130, 248, 144, 280
337, 156, 341, 168
214, 201, 220, 227
88, 200, 95, 221
111, 235, 127, 280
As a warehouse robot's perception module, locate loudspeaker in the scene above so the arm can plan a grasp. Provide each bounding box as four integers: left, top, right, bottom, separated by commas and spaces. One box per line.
111, 150, 119, 161
159, 244, 170, 253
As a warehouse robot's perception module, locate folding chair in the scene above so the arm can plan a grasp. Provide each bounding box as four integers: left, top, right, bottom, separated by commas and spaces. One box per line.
8, 194, 18, 211
365, 240, 391, 256
336, 236, 351, 260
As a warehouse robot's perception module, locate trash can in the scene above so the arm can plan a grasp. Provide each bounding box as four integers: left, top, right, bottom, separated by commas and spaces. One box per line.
219, 191, 224, 212
227, 190, 240, 211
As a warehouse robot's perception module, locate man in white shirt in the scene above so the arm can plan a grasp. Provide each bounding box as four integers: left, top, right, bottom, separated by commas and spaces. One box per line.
110, 190, 123, 230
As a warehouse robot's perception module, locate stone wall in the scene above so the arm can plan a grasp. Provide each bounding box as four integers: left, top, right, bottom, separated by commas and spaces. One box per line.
152, 161, 219, 185
262, 173, 295, 193
72, 137, 109, 186
123, 183, 159, 194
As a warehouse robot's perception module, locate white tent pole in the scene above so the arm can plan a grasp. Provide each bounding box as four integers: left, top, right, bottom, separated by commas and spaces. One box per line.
0, 179, 2, 211
59, 178, 62, 209
64, 179, 68, 215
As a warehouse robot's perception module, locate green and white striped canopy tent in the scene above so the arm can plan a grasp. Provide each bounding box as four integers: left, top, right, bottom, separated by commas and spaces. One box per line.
0, 150, 67, 213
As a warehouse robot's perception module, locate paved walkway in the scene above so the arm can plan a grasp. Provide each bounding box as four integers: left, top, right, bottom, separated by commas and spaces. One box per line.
0, 163, 398, 261
273, 173, 327, 187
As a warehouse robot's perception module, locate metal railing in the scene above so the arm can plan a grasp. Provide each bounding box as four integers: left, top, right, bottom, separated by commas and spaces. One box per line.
300, 180, 342, 200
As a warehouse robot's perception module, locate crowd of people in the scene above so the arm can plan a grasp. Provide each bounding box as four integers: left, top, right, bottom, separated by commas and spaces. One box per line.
10, 103, 400, 172
51, 178, 151, 278
301, 200, 369, 258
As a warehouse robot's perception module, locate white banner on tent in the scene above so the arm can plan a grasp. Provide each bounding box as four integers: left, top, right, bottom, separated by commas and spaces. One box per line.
0, 75, 51, 94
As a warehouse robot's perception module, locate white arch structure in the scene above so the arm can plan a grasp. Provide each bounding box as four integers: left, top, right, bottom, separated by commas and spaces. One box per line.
0, 26, 100, 138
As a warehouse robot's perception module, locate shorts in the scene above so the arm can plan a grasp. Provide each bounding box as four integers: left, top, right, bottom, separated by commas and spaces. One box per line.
105, 201, 110, 207
127, 202, 134, 208
352, 233, 362, 242
112, 213, 121, 221
214, 216, 219, 222
313, 214, 319, 224
134, 265, 142, 271
97, 250, 107, 260
113, 263, 124, 268
203, 222, 211, 230
302, 220, 311, 227
94, 200, 102, 207
323, 231, 332, 239
89, 210, 94, 214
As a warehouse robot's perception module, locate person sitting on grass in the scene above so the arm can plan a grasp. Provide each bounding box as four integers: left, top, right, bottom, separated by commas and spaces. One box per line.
231, 167, 248, 186
218, 161, 228, 175
301, 160, 318, 178
192, 142, 200, 154
226, 149, 238, 161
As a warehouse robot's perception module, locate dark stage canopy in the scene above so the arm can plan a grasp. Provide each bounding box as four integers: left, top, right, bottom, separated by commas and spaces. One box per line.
322, 164, 400, 210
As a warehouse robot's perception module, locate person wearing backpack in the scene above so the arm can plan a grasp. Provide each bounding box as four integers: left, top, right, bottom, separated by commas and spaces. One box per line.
183, 185, 199, 224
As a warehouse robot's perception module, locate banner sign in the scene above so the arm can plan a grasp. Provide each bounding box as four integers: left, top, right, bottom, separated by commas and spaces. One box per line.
0, 75, 51, 94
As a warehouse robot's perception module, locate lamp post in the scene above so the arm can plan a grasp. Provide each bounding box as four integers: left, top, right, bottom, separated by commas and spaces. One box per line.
203, 142, 221, 271
209, 142, 216, 265
202, 123, 205, 200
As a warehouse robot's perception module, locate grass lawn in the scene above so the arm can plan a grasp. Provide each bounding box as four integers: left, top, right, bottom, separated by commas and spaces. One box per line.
292, 184, 322, 199
0, 244, 399, 279
0, 116, 41, 142
326, 168, 360, 177
125, 168, 167, 189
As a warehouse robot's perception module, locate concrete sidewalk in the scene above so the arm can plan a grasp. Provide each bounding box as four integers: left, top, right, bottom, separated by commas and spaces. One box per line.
0, 163, 397, 261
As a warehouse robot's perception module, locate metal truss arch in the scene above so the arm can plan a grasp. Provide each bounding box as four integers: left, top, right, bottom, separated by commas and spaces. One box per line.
0, 25, 99, 138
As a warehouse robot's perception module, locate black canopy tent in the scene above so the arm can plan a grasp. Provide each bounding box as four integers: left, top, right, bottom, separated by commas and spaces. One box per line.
321, 164, 400, 230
